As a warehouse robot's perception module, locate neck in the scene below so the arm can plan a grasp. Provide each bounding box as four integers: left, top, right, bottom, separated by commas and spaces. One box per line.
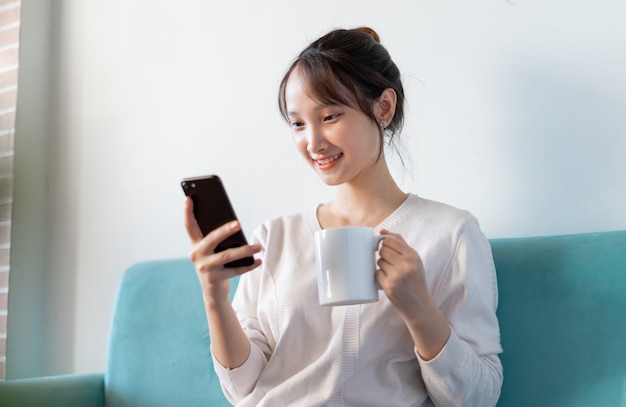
318, 160, 407, 228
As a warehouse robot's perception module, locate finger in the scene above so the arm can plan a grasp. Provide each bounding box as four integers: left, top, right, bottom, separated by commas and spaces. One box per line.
375, 268, 387, 288
212, 253, 263, 283
380, 229, 407, 247
191, 220, 241, 259
192, 241, 261, 274
379, 241, 418, 272
184, 197, 203, 242
377, 255, 397, 273
380, 228, 403, 239
197, 257, 263, 290
206, 219, 243, 246
379, 238, 405, 259
192, 221, 260, 272
213, 243, 263, 269
380, 232, 414, 259
231, 258, 263, 276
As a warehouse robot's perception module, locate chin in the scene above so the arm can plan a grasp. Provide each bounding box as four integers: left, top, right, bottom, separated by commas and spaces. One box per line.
315, 173, 347, 187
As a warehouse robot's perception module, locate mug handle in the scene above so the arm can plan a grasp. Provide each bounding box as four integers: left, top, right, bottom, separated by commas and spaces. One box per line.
373, 234, 388, 290
374, 234, 387, 247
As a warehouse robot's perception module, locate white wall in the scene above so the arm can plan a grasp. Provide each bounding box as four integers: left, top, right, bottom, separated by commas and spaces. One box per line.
9, 0, 626, 377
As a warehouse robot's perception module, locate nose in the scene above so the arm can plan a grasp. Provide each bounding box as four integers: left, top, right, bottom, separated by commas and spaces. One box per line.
305, 124, 327, 154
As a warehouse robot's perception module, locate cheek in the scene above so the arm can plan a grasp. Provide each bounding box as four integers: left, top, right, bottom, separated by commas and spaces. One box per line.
351, 125, 382, 158
292, 134, 310, 158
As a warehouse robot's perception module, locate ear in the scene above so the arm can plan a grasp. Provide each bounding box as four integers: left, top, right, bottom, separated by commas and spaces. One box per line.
376, 88, 397, 126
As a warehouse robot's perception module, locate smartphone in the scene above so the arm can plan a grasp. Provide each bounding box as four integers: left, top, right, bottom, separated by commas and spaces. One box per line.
181, 175, 254, 268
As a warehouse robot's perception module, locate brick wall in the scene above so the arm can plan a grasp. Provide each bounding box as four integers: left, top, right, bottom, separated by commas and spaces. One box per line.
0, 0, 20, 381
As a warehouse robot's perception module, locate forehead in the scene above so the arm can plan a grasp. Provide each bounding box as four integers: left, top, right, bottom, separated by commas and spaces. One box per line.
284, 67, 322, 113
284, 65, 356, 115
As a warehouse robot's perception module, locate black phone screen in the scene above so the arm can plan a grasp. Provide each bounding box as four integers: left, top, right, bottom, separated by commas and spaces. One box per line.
181, 175, 254, 268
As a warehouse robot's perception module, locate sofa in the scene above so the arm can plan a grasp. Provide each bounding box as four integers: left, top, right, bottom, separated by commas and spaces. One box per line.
1, 230, 625, 407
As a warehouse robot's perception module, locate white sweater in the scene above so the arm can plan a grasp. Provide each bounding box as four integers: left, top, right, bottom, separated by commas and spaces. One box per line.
213, 194, 503, 406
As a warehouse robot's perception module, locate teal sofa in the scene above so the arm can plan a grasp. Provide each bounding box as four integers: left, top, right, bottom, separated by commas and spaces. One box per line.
1, 230, 625, 406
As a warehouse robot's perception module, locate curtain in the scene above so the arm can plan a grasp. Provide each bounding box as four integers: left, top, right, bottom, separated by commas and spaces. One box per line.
0, 0, 21, 381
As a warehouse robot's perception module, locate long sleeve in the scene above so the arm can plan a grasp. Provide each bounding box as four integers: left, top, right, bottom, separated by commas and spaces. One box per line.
211, 227, 272, 403
419, 219, 503, 406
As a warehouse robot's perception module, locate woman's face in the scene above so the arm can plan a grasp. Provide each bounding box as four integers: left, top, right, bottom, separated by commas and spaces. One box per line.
284, 67, 384, 187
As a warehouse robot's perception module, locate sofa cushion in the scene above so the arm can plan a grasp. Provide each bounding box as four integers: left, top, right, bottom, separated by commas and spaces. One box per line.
492, 230, 626, 407
105, 259, 237, 407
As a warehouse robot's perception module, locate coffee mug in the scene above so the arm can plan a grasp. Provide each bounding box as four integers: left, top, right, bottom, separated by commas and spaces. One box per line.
314, 226, 386, 306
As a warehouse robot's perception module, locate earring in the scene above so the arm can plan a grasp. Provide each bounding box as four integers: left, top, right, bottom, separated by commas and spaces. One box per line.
380, 120, 387, 129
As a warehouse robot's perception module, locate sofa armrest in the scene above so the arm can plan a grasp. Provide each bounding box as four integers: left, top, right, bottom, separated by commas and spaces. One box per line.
0, 373, 104, 407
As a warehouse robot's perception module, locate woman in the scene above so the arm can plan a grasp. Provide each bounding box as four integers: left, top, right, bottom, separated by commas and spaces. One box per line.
185, 27, 503, 406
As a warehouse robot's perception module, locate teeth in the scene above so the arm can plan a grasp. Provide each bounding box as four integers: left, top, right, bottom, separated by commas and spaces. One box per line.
316, 153, 342, 165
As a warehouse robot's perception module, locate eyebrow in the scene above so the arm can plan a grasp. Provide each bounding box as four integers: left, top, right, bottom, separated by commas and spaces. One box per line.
287, 103, 341, 117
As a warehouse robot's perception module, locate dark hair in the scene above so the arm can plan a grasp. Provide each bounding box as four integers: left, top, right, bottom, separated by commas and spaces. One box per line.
278, 27, 405, 155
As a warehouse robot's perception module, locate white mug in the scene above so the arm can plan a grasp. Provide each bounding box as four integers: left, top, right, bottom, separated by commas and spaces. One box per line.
314, 226, 386, 306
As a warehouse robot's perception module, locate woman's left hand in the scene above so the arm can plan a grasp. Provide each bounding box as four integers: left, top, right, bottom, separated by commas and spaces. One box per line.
375, 229, 429, 318
376, 229, 452, 360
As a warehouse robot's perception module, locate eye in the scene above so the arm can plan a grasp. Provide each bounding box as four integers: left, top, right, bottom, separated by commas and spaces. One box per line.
323, 113, 341, 122
290, 121, 304, 129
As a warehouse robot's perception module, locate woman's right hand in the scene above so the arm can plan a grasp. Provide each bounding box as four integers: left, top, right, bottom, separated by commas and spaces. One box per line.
184, 197, 262, 301
184, 197, 258, 369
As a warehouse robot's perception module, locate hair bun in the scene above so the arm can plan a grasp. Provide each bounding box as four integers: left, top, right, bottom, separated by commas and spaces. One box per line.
356, 27, 380, 43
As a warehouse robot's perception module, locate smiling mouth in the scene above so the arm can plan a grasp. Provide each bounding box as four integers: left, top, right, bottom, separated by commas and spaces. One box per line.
315, 153, 343, 165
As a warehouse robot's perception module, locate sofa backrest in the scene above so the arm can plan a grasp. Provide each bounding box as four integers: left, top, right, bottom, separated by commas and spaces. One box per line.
105, 259, 236, 407
492, 230, 626, 407
104, 230, 626, 406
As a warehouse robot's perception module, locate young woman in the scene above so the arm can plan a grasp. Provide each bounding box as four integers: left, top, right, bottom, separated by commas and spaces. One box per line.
185, 27, 503, 406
